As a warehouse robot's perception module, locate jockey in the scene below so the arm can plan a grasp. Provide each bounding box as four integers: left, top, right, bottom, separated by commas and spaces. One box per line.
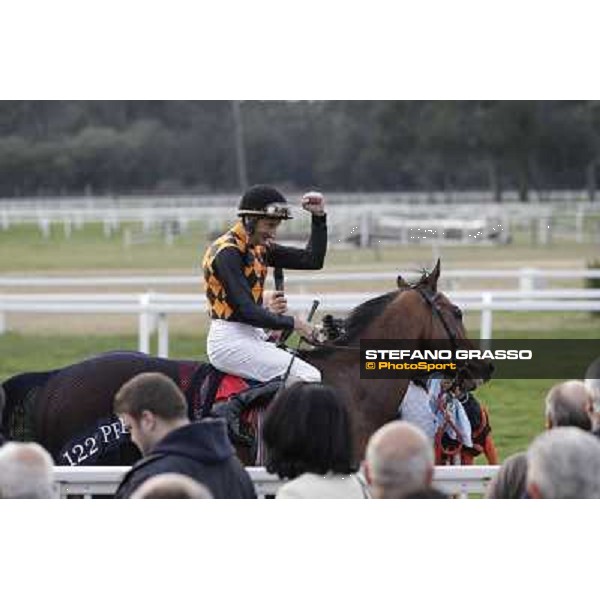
202, 184, 327, 390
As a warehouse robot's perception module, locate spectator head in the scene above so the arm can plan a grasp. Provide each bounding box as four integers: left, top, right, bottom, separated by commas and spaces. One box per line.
485, 451, 528, 499
0, 442, 57, 499
114, 372, 189, 455
364, 421, 434, 499
0, 385, 6, 447
526, 427, 600, 499
584, 358, 600, 427
402, 487, 448, 499
131, 473, 213, 499
262, 382, 356, 479
0, 384, 5, 421
544, 380, 592, 431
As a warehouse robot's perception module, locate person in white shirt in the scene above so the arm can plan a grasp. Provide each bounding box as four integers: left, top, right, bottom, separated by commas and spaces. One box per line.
262, 382, 369, 499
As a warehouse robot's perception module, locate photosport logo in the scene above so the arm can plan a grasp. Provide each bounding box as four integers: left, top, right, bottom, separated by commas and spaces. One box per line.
360, 339, 599, 379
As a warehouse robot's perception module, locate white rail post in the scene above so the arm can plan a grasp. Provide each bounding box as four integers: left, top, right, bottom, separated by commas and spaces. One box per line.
519, 267, 537, 292
138, 293, 151, 354
0, 309, 5, 335
575, 205, 584, 243
359, 211, 370, 248
480, 292, 493, 344
157, 313, 169, 358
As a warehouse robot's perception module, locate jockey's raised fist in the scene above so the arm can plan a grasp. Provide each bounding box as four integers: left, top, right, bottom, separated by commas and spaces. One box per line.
301, 191, 325, 216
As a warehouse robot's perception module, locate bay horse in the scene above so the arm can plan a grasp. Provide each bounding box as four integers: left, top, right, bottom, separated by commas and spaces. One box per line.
0, 260, 493, 466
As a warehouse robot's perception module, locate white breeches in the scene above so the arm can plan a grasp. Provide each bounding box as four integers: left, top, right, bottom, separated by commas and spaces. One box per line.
207, 320, 321, 383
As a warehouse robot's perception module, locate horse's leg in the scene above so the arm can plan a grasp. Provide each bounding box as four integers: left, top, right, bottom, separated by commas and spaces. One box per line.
460, 451, 474, 465
483, 434, 499, 465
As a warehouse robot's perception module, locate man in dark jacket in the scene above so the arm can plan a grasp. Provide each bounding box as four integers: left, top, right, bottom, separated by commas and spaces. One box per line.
113, 372, 256, 499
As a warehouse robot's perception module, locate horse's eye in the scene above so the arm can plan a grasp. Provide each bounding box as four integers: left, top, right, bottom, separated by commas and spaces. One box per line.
453, 307, 463, 320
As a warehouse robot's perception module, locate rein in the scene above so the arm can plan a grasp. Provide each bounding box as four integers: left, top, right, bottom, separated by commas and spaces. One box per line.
304, 285, 460, 353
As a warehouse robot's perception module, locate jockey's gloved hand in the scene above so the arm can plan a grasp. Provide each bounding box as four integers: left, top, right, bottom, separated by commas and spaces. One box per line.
301, 191, 325, 216
264, 290, 288, 315
293, 317, 316, 342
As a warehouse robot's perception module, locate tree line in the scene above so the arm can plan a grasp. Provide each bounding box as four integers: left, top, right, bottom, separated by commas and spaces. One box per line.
0, 100, 598, 201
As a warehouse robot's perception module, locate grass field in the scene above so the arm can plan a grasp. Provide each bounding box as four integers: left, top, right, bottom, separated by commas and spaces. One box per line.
1, 219, 598, 462
0, 222, 598, 274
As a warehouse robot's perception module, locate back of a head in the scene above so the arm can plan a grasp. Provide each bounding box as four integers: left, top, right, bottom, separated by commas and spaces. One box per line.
0, 442, 56, 499
0, 385, 6, 447
365, 421, 434, 499
262, 382, 355, 479
114, 372, 187, 421
486, 452, 528, 499
584, 358, 600, 414
545, 381, 592, 431
0, 384, 6, 423
131, 473, 213, 499
527, 427, 600, 499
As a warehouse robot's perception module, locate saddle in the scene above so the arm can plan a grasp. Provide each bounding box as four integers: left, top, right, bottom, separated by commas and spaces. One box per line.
179, 362, 282, 449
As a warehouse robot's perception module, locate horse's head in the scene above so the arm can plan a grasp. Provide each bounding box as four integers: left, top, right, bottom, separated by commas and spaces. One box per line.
395, 259, 494, 392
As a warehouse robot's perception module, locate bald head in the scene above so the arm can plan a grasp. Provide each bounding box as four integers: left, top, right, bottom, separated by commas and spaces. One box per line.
365, 421, 434, 499
0, 442, 56, 499
545, 380, 593, 431
584, 358, 600, 417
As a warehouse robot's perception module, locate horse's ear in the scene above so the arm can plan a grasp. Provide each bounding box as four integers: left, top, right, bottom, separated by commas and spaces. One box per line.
424, 259, 441, 291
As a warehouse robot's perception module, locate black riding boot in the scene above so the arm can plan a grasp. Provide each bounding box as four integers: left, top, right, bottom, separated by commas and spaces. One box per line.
212, 380, 282, 446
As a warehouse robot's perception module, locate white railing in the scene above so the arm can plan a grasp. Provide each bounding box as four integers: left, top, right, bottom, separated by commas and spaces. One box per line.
2, 268, 600, 291
1, 197, 599, 246
1, 289, 599, 355
53, 465, 500, 499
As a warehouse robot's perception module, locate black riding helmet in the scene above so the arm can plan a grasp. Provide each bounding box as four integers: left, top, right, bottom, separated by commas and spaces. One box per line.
238, 185, 293, 220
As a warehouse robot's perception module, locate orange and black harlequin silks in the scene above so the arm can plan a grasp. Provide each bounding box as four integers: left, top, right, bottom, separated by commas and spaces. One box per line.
203, 221, 267, 319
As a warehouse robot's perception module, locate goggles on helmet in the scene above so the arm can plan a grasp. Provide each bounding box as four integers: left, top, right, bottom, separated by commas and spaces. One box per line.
238, 202, 292, 220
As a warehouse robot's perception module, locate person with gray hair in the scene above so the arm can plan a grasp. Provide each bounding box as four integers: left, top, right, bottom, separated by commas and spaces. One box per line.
0, 442, 57, 499
544, 380, 593, 431
584, 357, 600, 432
485, 452, 528, 499
130, 473, 213, 499
526, 427, 600, 499
363, 421, 436, 499
0, 385, 6, 446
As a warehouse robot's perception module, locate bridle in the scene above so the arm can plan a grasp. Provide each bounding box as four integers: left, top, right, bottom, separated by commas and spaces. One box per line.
415, 286, 479, 393
414, 287, 460, 352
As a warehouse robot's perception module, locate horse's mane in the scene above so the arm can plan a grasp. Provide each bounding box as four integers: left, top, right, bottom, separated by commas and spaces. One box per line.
303, 290, 400, 358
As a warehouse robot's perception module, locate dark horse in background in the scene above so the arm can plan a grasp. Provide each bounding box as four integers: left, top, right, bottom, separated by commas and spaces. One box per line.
0, 261, 494, 466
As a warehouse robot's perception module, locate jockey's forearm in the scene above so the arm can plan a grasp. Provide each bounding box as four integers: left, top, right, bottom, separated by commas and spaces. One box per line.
214, 248, 295, 330
233, 299, 294, 330
267, 214, 327, 270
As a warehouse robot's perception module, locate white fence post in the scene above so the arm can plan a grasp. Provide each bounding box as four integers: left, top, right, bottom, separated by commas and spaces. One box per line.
157, 313, 169, 358
480, 292, 493, 343
359, 211, 370, 248
519, 267, 542, 292
138, 293, 151, 354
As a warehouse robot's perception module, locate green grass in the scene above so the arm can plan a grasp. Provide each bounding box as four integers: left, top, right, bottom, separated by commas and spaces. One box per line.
1, 222, 597, 274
